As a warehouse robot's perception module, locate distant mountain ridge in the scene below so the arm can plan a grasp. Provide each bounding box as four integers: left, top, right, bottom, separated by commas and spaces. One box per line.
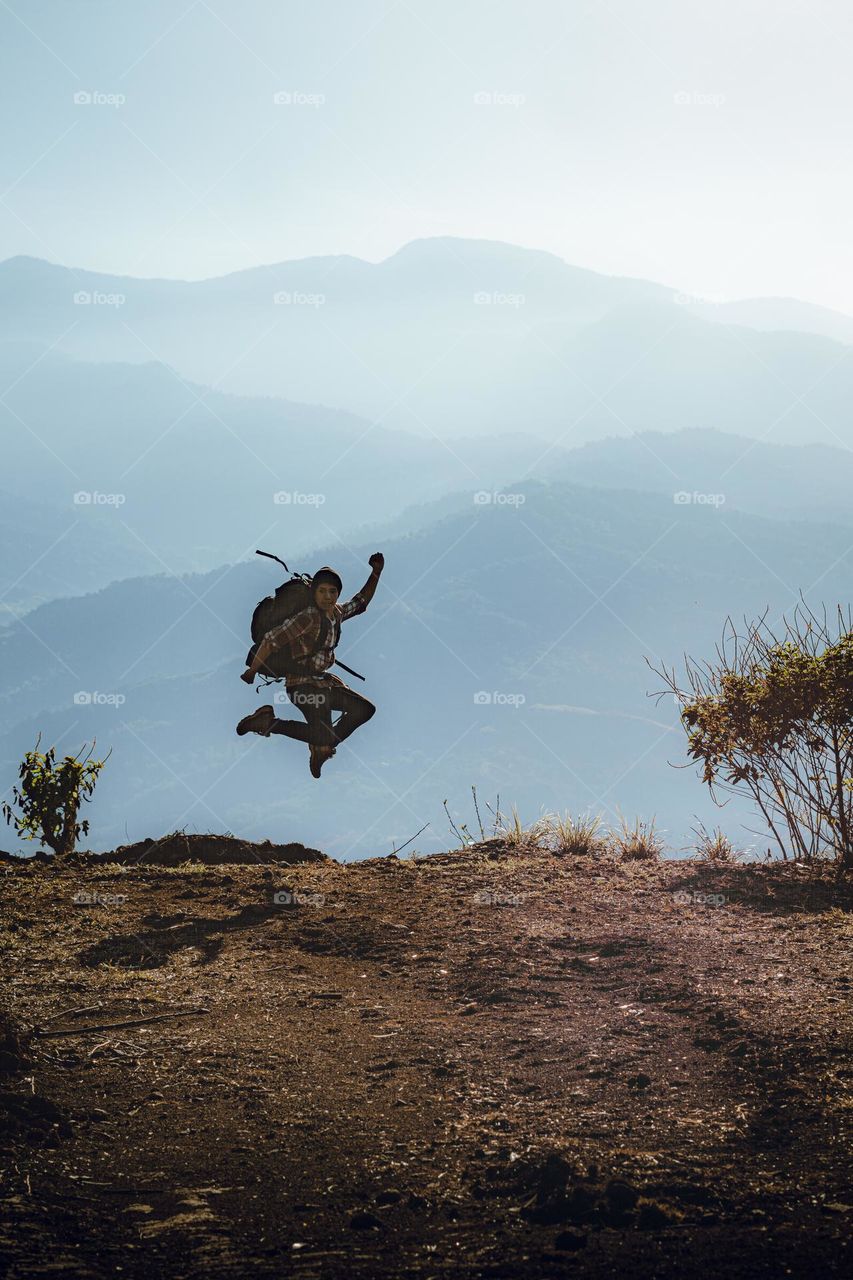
2, 239, 850, 443
551, 427, 853, 528
2, 476, 851, 860
0, 341, 571, 605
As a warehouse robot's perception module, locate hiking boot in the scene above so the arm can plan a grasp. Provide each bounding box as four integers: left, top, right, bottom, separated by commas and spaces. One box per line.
236, 704, 276, 737
309, 744, 335, 778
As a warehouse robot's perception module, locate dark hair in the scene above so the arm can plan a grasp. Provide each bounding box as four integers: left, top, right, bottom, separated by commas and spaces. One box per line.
311, 565, 343, 594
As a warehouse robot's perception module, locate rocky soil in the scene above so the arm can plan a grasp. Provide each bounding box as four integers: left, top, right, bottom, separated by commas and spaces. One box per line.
1, 839, 851, 1278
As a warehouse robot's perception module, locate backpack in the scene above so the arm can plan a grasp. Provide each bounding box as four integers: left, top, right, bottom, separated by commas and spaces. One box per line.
246, 550, 366, 684
245, 572, 340, 680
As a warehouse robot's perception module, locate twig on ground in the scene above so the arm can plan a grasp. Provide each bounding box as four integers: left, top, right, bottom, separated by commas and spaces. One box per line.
390, 823, 430, 857
43, 1003, 102, 1024
35, 1008, 210, 1038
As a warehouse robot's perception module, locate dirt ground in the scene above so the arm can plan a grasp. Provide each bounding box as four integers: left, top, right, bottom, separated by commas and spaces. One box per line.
1, 839, 851, 1279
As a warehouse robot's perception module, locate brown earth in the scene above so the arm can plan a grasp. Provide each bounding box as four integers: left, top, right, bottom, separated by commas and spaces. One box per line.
8, 831, 329, 868
1, 839, 851, 1279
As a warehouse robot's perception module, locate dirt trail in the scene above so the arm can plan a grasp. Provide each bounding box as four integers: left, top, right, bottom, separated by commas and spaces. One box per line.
1, 845, 851, 1278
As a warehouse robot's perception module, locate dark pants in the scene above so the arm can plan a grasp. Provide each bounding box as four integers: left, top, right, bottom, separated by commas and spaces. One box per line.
270, 680, 375, 749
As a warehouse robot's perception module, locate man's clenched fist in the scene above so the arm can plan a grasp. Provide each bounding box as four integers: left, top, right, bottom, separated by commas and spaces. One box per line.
368, 552, 384, 574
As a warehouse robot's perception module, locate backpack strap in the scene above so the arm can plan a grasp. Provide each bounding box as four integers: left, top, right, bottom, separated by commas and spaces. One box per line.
315, 608, 340, 653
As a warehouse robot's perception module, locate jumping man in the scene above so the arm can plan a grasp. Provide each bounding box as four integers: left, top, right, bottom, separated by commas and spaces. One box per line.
237, 553, 384, 777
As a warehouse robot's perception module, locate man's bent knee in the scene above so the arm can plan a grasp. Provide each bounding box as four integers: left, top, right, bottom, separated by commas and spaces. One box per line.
353, 698, 375, 724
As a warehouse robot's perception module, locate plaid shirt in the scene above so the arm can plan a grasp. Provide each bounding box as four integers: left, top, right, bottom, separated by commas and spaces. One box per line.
264, 592, 367, 689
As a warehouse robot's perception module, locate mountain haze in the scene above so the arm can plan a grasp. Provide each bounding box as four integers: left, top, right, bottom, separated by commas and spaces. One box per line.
2, 478, 850, 861
3, 240, 851, 443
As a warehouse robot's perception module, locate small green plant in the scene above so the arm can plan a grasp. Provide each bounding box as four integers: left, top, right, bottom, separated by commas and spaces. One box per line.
614, 813, 664, 861
2, 735, 110, 858
543, 810, 608, 857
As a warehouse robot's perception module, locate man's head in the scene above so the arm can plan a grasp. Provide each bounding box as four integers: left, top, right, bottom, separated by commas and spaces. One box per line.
311, 566, 342, 612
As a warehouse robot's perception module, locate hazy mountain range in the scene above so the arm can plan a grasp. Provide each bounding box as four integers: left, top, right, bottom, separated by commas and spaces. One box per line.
0, 340, 569, 612
2, 475, 850, 861
2, 237, 851, 861
2, 238, 851, 443
346, 427, 853, 538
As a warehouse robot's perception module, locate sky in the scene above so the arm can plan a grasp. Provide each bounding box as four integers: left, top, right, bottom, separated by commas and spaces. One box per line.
0, 0, 851, 311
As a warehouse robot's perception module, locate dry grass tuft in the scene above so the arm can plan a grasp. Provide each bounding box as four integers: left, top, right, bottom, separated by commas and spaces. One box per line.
692, 822, 741, 863
612, 814, 664, 861
542, 811, 609, 857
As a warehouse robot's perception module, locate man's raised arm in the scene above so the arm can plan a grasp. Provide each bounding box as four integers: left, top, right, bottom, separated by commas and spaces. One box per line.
353, 552, 384, 611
